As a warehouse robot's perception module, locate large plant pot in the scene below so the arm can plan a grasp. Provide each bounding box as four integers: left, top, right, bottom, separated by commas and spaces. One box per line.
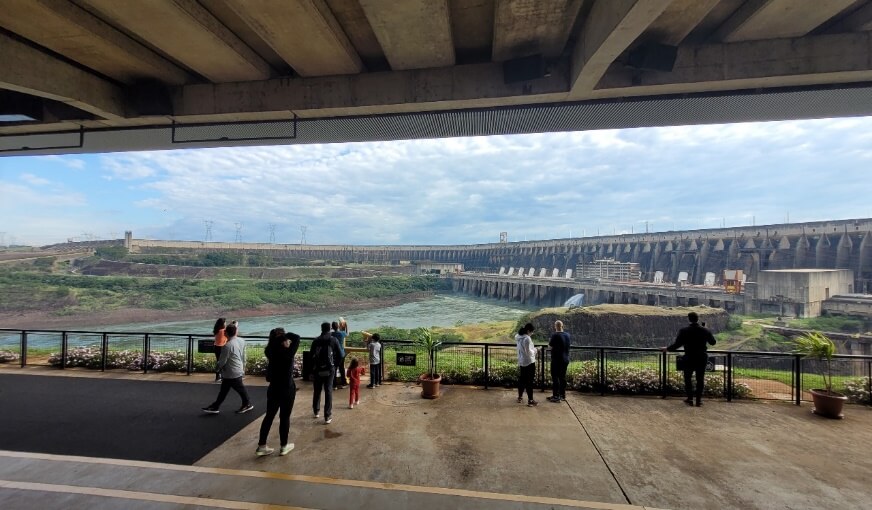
420, 374, 441, 399
810, 389, 847, 419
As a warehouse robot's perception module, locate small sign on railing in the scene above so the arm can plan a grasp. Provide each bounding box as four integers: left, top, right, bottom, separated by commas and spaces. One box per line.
197, 340, 215, 353
396, 353, 417, 366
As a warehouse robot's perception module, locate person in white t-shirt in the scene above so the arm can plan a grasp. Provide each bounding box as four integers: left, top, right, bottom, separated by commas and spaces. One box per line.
515, 323, 538, 407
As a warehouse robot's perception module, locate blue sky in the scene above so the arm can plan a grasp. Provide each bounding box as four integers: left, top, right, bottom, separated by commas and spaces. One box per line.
2, 116, 872, 247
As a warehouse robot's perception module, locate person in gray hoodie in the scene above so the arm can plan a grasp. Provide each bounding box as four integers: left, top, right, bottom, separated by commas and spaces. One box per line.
202, 322, 254, 414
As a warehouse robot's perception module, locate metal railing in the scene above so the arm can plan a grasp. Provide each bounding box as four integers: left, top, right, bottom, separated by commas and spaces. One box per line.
1, 328, 870, 405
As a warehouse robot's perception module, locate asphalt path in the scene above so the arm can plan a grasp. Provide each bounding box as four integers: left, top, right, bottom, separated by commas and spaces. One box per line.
0, 374, 266, 465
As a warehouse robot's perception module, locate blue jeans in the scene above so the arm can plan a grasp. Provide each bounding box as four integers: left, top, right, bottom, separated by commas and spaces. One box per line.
312, 371, 335, 418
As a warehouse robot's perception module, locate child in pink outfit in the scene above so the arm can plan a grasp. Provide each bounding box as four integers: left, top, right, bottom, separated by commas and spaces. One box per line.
346, 358, 366, 408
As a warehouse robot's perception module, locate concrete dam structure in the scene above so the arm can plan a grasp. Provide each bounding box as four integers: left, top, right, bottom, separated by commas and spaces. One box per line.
125, 218, 872, 293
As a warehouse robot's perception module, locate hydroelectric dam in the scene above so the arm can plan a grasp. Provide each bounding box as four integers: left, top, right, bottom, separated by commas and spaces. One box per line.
117, 218, 872, 312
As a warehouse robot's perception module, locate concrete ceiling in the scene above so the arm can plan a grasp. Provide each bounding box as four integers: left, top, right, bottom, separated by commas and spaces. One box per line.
1, 0, 871, 155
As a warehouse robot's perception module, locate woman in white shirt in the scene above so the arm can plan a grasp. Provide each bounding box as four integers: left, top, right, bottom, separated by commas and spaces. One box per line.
515, 323, 538, 407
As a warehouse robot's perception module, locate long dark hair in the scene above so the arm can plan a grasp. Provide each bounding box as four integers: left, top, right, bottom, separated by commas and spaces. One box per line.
267, 328, 286, 350
212, 317, 226, 335
349, 357, 359, 370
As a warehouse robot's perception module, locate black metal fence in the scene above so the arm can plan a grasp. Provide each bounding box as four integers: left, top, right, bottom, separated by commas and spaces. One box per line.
1, 328, 870, 406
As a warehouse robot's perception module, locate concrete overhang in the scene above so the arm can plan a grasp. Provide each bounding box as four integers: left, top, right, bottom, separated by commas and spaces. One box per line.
1, 0, 872, 156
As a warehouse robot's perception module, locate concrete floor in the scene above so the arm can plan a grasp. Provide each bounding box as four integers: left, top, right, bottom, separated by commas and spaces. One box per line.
1, 369, 871, 509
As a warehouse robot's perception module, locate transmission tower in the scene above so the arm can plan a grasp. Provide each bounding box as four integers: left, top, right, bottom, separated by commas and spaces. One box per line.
300, 225, 307, 245
234, 223, 243, 243
204, 220, 213, 242
268, 224, 276, 244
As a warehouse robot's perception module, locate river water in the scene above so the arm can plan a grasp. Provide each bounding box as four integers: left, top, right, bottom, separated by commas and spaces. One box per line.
112, 294, 535, 337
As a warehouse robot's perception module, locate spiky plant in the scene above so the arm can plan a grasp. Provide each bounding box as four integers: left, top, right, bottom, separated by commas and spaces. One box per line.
794, 331, 836, 393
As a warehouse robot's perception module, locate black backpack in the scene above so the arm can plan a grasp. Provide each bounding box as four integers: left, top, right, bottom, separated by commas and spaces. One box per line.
313, 339, 334, 377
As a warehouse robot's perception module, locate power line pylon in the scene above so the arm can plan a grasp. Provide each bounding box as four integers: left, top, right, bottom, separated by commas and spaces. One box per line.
234, 223, 243, 243
269, 224, 276, 244
204, 220, 213, 242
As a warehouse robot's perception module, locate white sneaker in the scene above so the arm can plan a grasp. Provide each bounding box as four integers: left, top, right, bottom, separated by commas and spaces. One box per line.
279, 444, 294, 456
348, 404, 354, 409
325, 417, 332, 424
313, 413, 320, 419
255, 445, 275, 456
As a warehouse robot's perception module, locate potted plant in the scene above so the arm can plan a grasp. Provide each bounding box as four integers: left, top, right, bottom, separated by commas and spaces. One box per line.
794, 331, 848, 419
414, 327, 442, 399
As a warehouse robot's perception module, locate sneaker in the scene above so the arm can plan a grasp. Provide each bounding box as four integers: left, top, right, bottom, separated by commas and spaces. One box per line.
366, 385, 374, 389
201, 406, 219, 414
354, 400, 360, 405
683, 399, 694, 406
279, 444, 294, 456
325, 417, 333, 424
314, 412, 320, 419
517, 397, 523, 404
255, 445, 274, 456
349, 404, 354, 409
236, 404, 255, 414
547, 396, 561, 403
527, 400, 538, 407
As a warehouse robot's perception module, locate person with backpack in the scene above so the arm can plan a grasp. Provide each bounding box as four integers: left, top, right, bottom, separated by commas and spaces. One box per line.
256, 328, 300, 457
309, 322, 344, 424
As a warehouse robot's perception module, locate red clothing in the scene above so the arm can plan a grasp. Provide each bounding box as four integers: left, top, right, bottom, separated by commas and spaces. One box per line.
214, 328, 227, 347
346, 366, 366, 386
347, 366, 366, 405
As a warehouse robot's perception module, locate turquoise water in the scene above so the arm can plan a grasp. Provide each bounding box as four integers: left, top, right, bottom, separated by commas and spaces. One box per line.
0, 295, 534, 351
120, 294, 535, 337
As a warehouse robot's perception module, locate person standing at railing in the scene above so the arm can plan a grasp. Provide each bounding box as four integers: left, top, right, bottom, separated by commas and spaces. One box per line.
547, 320, 571, 403
366, 333, 382, 388
212, 318, 227, 383
516, 323, 538, 407
331, 321, 348, 390
256, 328, 300, 457
310, 322, 344, 424
202, 322, 255, 415
663, 312, 716, 407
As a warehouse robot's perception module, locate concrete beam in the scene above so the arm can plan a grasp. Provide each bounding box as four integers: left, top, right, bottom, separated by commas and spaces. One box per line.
217, 0, 363, 77
594, 33, 872, 98
713, 0, 856, 43
75, 0, 272, 83
828, 2, 872, 32
359, 0, 454, 70
492, 0, 584, 61
0, 0, 190, 85
325, 0, 386, 63
643, 0, 719, 46
0, 31, 127, 120
172, 61, 569, 119
569, 0, 673, 97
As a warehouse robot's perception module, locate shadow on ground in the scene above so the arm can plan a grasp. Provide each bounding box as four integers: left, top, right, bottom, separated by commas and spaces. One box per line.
0, 374, 266, 464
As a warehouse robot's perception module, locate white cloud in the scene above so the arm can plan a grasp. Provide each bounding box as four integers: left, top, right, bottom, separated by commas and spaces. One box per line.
20, 173, 50, 186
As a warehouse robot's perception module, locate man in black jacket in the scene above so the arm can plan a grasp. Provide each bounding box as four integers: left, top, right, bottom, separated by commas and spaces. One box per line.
663, 312, 716, 407
309, 322, 344, 424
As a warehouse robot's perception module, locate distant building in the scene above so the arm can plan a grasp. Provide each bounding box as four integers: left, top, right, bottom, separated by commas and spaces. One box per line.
414, 262, 463, 275
576, 259, 641, 282
756, 269, 854, 318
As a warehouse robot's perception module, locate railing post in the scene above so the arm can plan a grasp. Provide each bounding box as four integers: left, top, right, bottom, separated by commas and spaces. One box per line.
484, 344, 489, 390
61, 331, 68, 369
794, 354, 802, 406
726, 352, 733, 402
867, 360, 871, 407
599, 348, 605, 396
660, 350, 667, 398
143, 334, 150, 374
101, 333, 108, 371
20, 330, 27, 368
186, 335, 193, 375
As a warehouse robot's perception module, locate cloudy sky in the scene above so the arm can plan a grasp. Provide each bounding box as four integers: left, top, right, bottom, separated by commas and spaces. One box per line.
2, 116, 872, 247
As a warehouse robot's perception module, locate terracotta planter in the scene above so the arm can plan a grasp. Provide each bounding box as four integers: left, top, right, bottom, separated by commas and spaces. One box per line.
420, 374, 441, 399
810, 389, 847, 419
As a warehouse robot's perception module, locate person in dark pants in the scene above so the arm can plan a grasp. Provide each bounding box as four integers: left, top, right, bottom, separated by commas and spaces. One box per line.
310, 322, 344, 424
515, 323, 538, 407
256, 328, 300, 457
331, 321, 348, 389
548, 320, 571, 403
212, 317, 227, 382
663, 312, 717, 407
202, 323, 254, 414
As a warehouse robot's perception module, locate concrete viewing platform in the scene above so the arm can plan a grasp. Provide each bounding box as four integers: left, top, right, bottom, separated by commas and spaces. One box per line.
0, 368, 870, 509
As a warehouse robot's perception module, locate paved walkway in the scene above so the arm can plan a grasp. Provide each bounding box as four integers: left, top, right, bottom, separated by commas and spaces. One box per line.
1, 368, 871, 509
